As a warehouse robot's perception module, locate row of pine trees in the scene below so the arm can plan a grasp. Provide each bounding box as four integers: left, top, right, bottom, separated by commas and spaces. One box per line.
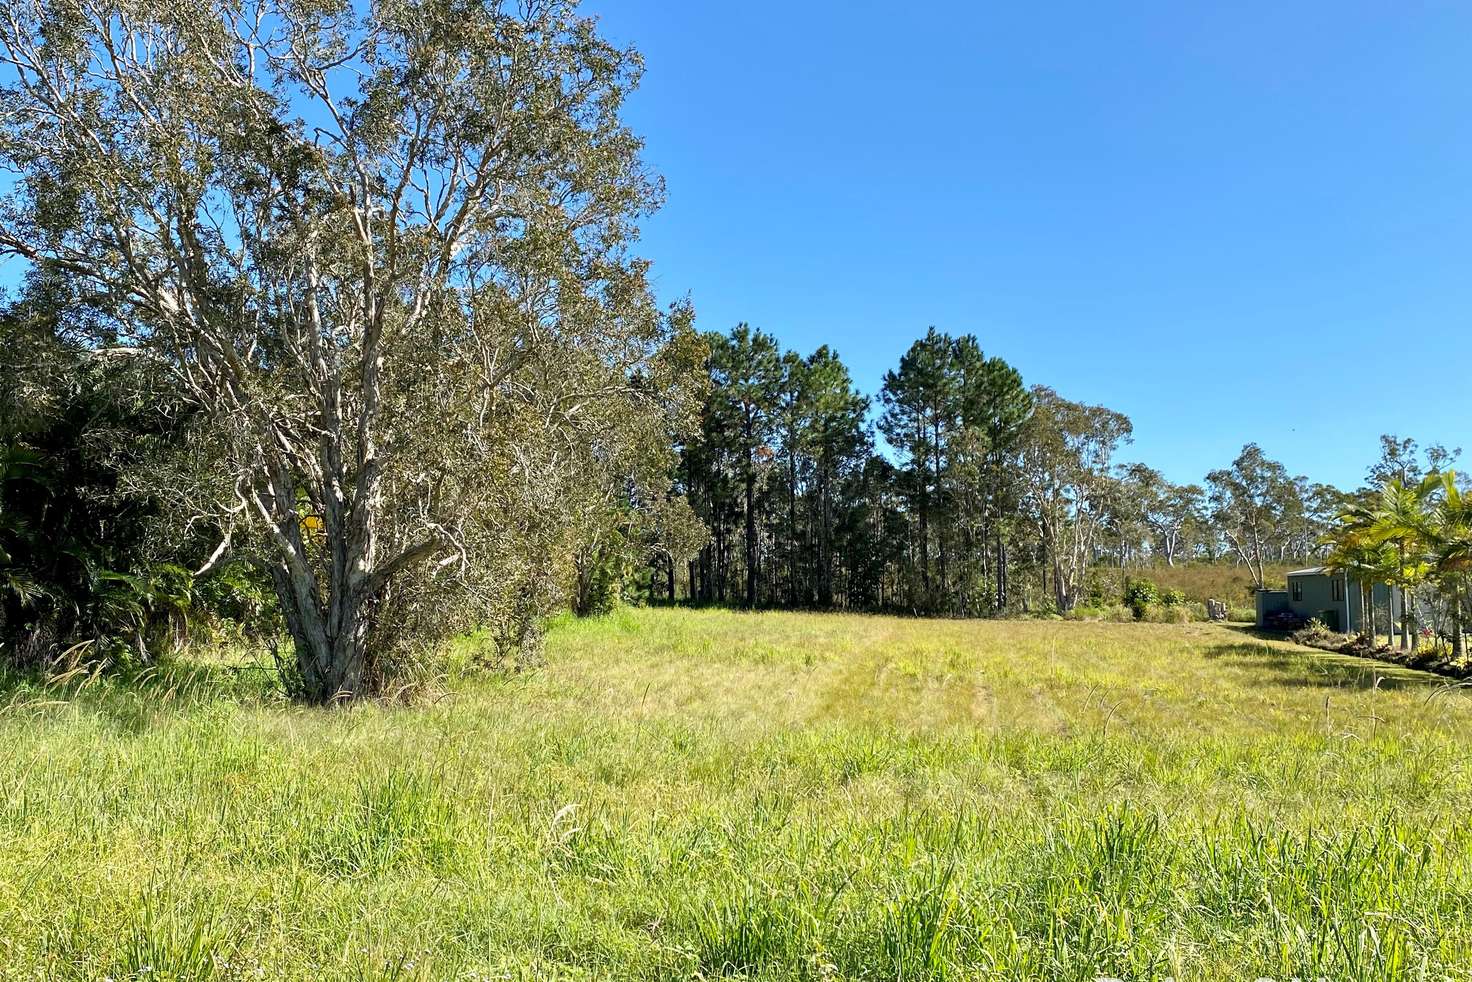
676, 326, 1209, 614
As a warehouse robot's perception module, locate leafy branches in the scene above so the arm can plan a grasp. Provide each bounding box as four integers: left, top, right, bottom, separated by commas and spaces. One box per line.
0, 0, 692, 699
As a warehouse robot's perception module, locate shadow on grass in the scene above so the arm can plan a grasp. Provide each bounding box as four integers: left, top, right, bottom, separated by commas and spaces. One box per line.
1217, 623, 1296, 644
1203, 635, 1433, 692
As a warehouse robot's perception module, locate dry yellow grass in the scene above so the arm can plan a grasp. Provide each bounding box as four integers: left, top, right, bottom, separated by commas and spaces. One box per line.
1139, 562, 1302, 604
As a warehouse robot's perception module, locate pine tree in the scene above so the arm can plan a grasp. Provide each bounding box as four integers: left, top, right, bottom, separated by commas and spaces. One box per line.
709, 325, 783, 608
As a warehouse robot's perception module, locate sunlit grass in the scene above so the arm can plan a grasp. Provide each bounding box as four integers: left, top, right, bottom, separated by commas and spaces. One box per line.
2, 608, 1471, 980
1140, 561, 1303, 605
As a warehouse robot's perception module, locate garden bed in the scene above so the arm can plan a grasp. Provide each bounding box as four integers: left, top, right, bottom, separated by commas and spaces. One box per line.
1288, 621, 1472, 681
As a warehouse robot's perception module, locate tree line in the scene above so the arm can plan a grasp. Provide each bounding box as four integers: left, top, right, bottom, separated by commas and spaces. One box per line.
668, 323, 1390, 616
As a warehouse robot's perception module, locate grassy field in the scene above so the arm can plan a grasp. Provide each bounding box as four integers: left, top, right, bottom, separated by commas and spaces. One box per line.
1125, 562, 1302, 606
3, 609, 1472, 981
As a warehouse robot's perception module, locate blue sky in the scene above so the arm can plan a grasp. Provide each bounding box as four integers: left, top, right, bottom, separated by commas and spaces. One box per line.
583, 0, 1472, 490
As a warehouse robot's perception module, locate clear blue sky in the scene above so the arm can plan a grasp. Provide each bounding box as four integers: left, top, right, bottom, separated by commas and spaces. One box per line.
584, 0, 1472, 490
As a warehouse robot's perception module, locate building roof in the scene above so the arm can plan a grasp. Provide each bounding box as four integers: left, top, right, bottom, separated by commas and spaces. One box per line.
1286, 566, 1329, 577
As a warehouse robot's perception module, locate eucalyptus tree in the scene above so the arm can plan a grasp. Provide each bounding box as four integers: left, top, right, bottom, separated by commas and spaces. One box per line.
568, 321, 707, 617
1103, 465, 1151, 570
1206, 445, 1298, 590
0, 0, 693, 699
1367, 435, 1460, 489
1018, 387, 1132, 612
1122, 465, 1206, 567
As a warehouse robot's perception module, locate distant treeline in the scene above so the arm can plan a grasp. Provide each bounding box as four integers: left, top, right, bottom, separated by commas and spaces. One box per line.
668, 324, 1459, 616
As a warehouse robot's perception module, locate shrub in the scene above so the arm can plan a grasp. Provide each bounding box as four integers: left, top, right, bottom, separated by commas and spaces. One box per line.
1290, 618, 1343, 648
1083, 571, 1117, 608
193, 561, 279, 642
1160, 588, 1188, 607
1064, 603, 1136, 623
1124, 579, 1161, 619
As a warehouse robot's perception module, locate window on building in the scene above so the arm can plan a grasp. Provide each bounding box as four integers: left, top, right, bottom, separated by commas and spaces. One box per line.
1291, 580, 1303, 602
1332, 578, 1345, 602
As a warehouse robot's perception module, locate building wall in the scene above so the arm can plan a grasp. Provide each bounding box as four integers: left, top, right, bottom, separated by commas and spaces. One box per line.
1257, 590, 1290, 626
1286, 574, 1399, 634
1288, 573, 1348, 631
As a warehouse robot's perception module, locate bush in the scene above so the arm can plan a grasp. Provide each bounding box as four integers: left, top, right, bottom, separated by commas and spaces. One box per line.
1160, 588, 1188, 607
0, 279, 262, 671
192, 561, 279, 642
1124, 579, 1160, 619
1290, 618, 1343, 648
1141, 604, 1194, 624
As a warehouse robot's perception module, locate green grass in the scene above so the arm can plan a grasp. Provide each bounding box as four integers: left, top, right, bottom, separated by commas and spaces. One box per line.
3, 609, 1472, 980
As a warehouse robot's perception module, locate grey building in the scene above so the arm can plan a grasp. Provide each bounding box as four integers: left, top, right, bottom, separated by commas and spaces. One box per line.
1256, 566, 1401, 634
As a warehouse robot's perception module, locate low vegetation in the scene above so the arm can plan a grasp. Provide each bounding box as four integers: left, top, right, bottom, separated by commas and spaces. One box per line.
1142, 562, 1301, 607
4, 608, 1471, 981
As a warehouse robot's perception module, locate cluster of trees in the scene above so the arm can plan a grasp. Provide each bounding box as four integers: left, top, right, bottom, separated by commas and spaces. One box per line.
673, 325, 1352, 616
1324, 438, 1470, 657
0, 0, 704, 700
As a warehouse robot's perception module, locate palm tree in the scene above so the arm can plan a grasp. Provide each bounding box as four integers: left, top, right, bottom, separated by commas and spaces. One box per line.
1323, 512, 1398, 644
1411, 472, 1472, 660
1365, 476, 1438, 650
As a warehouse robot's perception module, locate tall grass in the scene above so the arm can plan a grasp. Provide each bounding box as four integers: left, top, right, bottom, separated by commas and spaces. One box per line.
1, 608, 1470, 979
1141, 561, 1302, 604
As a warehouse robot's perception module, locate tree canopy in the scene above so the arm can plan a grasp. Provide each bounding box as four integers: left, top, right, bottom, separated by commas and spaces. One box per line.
0, 0, 700, 699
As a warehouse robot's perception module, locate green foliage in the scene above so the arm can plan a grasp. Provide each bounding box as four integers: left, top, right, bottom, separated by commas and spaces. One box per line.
0, 280, 211, 669
1139, 603, 1194, 623
1062, 602, 1136, 622
1291, 618, 1344, 648
1206, 444, 1327, 590
1123, 578, 1161, 618
192, 562, 280, 642
1322, 463, 1471, 656
572, 528, 635, 618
